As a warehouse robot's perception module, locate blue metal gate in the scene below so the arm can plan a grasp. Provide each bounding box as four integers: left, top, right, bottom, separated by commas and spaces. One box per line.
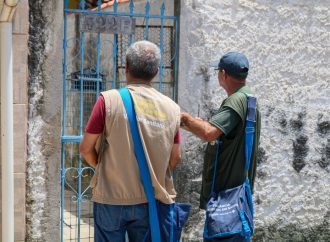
61, 0, 179, 241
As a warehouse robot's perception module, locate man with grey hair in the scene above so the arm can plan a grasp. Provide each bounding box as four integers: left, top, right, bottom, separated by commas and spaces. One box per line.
80, 40, 182, 241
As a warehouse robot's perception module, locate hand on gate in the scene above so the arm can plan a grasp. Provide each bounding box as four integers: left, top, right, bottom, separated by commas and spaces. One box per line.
90, 0, 130, 11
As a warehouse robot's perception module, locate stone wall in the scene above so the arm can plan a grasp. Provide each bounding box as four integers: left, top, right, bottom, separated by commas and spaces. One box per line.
176, 0, 330, 241
26, 0, 63, 241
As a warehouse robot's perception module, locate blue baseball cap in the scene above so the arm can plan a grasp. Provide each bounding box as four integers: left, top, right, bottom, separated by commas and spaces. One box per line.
210, 52, 249, 78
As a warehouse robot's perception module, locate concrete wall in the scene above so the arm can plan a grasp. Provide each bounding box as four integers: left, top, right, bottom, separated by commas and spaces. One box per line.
176, 0, 330, 241
0, 0, 29, 241
26, 0, 63, 241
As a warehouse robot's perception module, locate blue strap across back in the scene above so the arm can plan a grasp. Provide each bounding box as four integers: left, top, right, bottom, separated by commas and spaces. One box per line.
118, 87, 161, 242
243, 94, 257, 217
244, 95, 257, 173
211, 94, 257, 194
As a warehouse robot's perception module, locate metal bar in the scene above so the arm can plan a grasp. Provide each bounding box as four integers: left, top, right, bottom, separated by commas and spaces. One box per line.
70, 190, 73, 241
77, 156, 82, 241
60, 142, 65, 242
113, 0, 118, 12
61, 7, 69, 241
96, 0, 102, 97
78, 2, 86, 240
129, 0, 134, 45
78, 0, 86, 11
78, 76, 102, 82
113, 1, 118, 89
144, 1, 150, 40
158, 2, 165, 92
79, 35, 85, 137
173, 17, 179, 101
62, 12, 68, 136
61, 136, 83, 143
89, 201, 92, 240
64, 9, 177, 19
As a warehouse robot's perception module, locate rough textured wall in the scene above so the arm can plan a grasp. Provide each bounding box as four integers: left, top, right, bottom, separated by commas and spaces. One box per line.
27, 0, 62, 241
176, 0, 330, 241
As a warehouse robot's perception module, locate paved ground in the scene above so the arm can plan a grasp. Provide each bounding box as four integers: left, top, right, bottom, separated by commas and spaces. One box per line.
63, 193, 94, 242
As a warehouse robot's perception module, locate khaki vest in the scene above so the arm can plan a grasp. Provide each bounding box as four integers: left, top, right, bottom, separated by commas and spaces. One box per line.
91, 84, 180, 205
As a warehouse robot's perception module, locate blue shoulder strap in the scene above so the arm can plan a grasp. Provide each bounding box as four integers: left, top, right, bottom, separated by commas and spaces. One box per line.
244, 94, 257, 218
118, 87, 161, 242
211, 93, 257, 193
244, 94, 257, 172
210, 139, 222, 194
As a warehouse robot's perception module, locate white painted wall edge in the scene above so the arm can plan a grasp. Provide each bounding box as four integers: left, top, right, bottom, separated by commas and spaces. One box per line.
1, 21, 14, 242
0, 1, 18, 242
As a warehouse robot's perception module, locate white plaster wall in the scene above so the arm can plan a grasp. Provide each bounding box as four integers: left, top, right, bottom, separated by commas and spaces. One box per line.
177, 0, 330, 241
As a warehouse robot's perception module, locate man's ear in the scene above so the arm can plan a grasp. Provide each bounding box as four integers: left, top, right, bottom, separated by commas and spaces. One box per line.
125, 62, 128, 73
223, 70, 228, 80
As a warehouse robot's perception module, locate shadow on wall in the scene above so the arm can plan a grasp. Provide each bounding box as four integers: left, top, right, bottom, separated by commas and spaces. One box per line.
266, 107, 330, 173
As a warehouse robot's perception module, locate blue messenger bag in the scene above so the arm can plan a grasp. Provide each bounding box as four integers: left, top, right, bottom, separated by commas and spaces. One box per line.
118, 87, 191, 242
204, 94, 257, 241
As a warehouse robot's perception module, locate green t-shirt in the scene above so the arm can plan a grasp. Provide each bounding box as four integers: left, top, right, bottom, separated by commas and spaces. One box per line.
200, 86, 261, 209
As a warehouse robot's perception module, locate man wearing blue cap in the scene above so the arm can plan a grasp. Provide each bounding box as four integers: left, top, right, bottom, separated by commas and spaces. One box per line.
181, 52, 261, 240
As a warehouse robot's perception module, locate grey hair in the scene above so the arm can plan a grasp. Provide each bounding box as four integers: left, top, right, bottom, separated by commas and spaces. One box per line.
126, 40, 161, 81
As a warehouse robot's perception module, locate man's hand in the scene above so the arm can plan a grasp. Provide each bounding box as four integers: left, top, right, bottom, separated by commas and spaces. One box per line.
180, 112, 222, 142
91, 0, 129, 11
180, 112, 205, 131
180, 112, 193, 131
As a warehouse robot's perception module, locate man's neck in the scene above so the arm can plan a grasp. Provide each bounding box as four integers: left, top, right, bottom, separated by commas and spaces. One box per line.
226, 84, 245, 96
127, 79, 151, 86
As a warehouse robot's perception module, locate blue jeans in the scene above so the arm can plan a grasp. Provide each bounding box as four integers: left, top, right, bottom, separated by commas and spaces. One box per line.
94, 202, 150, 242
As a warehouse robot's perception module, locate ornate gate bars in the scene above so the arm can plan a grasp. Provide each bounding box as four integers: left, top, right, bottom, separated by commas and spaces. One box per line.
61, 0, 179, 241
